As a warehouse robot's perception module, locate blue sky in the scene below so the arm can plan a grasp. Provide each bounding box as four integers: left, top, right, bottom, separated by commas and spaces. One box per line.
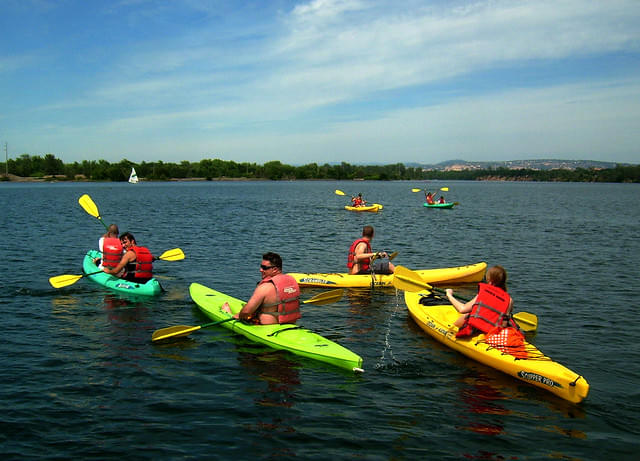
1, 0, 639, 165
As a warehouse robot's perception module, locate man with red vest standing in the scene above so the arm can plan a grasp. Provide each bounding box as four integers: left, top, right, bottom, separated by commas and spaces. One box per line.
102, 232, 154, 284
222, 252, 301, 325
347, 225, 395, 275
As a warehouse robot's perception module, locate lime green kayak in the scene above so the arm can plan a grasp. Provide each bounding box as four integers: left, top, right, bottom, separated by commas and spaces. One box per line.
189, 282, 364, 372
83, 249, 162, 296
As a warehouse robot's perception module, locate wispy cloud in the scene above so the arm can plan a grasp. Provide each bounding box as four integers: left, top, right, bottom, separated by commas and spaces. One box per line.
2, 0, 639, 163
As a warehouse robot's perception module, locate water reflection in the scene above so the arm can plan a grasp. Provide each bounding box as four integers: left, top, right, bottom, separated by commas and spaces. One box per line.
236, 346, 301, 409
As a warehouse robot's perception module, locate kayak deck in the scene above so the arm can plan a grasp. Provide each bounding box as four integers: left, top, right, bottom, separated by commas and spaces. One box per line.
189, 282, 364, 372
345, 203, 383, 212
83, 249, 162, 296
404, 290, 589, 403
288, 262, 487, 288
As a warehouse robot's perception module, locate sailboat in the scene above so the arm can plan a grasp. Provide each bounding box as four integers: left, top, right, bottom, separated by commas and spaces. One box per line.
128, 167, 139, 184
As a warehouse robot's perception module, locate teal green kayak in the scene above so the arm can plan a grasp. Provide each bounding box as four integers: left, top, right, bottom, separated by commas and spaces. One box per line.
83, 249, 163, 296
423, 202, 455, 209
189, 282, 364, 372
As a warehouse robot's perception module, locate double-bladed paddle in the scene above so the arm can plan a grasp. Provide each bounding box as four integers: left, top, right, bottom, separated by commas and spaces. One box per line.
151, 288, 345, 342
392, 265, 537, 332
49, 248, 185, 288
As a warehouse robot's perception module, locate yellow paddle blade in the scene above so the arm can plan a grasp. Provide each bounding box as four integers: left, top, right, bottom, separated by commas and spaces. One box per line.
303, 288, 344, 305
334, 189, 345, 196
78, 194, 101, 219
411, 188, 422, 192
152, 325, 202, 342
158, 248, 185, 261
440, 187, 449, 192
513, 312, 538, 332
388, 251, 399, 261
49, 274, 84, 288
392, 266, 433, 292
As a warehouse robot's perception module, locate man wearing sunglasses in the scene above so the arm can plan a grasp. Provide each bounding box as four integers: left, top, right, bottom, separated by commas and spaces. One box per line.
222, 252, 301, 325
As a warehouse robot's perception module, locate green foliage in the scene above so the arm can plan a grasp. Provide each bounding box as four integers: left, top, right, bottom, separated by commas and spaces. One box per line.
1, 153, 639, 183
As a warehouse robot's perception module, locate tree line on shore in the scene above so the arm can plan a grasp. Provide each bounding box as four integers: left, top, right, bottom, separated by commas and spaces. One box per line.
1, 153, 639, 183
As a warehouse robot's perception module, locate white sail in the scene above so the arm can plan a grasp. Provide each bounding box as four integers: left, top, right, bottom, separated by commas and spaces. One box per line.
128, 167, 139, 184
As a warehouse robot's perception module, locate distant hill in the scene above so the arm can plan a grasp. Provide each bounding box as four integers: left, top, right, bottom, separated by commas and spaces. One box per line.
418, 159, 631, 171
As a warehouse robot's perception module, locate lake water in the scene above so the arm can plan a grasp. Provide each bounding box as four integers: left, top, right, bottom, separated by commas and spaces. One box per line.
1, 180, 639, 460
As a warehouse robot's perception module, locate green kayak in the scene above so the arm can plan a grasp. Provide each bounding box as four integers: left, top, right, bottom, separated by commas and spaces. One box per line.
82, 249, 163, 296
189, 282, 364, 372
423, 202, 455, 209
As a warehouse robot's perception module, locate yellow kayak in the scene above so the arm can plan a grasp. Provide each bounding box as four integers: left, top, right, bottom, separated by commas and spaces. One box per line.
404, 290, 589, 404
345, 203, 383, 212
288, 262, 487, 288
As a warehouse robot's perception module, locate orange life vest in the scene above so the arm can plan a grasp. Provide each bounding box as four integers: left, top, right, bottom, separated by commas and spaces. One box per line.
102, 237, 123, 268
457, 283, 515, 337
347, 238, 372, 272
260, 274, 301, 324
125, 246, 153, 280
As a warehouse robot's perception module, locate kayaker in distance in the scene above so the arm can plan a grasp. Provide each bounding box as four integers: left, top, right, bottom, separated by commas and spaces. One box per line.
93, 223, 122, 271
425, 192, 436, 204
351, 193, 366, 207
221, 252, 301, 325
347, 225, 396, 275
445, 265, 520, 337
102, 232, 154, 283
438, 195, 445, 204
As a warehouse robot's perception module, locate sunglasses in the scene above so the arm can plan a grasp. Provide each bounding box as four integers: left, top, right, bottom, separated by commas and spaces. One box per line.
260, 264, 277, 270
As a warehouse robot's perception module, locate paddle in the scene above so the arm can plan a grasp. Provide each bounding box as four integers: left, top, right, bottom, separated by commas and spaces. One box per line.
151, 288, 345, 342
49, 248, 186, 288
78, 194, 109, 231
411, 187, 449, 193
392, 266, 537, 332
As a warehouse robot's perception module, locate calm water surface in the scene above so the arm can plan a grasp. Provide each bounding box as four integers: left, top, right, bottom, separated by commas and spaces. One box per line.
1, 180, 639, 460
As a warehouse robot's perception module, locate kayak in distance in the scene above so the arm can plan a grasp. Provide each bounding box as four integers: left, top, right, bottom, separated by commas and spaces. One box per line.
345, 203, 383, 212
424, 202, 456, 209
404, 290, 589, 404
189, 282, 364, 373
288, 262, 487, 288
82, 249, 163, 296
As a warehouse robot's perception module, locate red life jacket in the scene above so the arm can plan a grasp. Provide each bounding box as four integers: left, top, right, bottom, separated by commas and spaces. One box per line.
347, 238, 372, 272
102, 237, 123, 268
126, 246, 153, 280
457, 283, 515, 338
260, 274, 301, 324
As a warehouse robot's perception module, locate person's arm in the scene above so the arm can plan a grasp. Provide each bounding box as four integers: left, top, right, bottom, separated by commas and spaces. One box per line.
223, 284, 270, 321
445, 290, 477, 314
103, 250, 134, 275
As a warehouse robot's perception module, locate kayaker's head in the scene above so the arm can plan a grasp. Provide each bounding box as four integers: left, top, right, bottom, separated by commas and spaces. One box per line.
107, 224, 119, 237
120, 231, 136, 250
260, 252, 282, 278
362, 225, 374, 240
486, 265, 507, 291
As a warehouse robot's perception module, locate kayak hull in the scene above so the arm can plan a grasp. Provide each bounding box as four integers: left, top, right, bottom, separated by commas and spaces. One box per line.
404, 290, 589, 403
345, 203, 383, 212
424, 202, 455, 209
82, 249, 162, 296
189, 282, 364, 372
288, 262, 487, 288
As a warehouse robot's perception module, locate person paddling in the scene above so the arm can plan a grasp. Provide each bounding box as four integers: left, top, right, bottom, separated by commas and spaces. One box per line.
102, 232, 154, 284
445, 265, 519, 337
221, 252, 300, 325
93, 224, 122, 270
347, 225, 395, 275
